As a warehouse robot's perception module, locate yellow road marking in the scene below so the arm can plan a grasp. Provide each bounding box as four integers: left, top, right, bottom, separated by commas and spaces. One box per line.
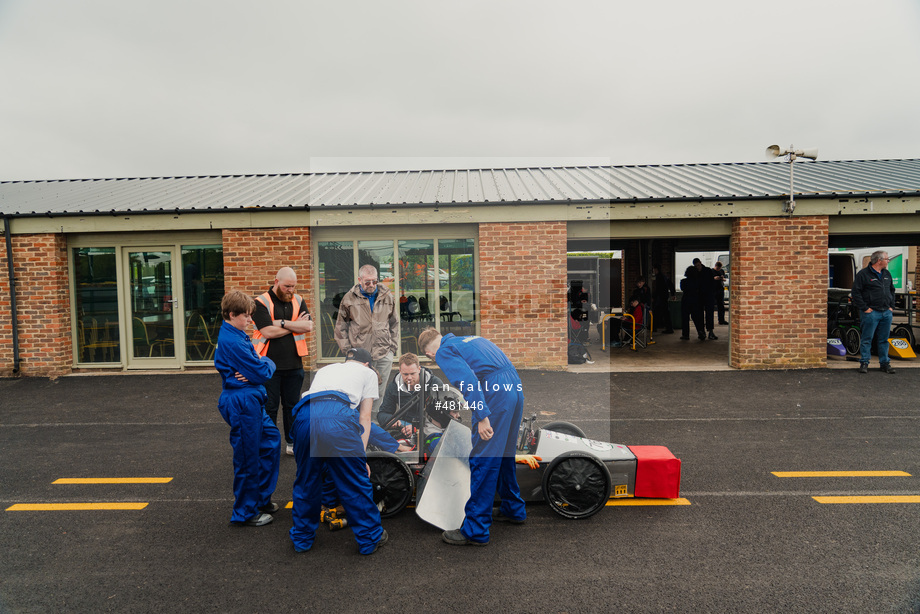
53, 478, 173, 484
813, 496, 920, 504
285, 501, 293, 509
6, 503, 149, 511
772, 471, 910, 478
606, 498, 691, 507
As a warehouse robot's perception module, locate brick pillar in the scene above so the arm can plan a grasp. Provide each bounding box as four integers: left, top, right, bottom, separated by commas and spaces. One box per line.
479, 221, 567, 369
222, 228, 315, 365
0, 233, 72, 377
730, 216, 828, 369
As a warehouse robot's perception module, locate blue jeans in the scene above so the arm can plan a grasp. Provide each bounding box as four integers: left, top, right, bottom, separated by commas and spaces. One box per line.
859, 309, 893, 366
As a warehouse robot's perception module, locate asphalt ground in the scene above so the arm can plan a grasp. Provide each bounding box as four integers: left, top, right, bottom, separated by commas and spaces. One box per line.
2, 367, 920, 613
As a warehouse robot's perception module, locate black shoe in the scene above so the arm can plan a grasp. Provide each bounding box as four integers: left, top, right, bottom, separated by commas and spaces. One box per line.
259, 502, 280, 514
442, 529, 488, 546
680, 336, 689, 340
708, 332, 718, 340
493, 509, 525, 524
880, 363, 896, 374
365, 529, 389, 554
718, 321, 728, 326
239, 513, 273, 527
698, 334, 706, 341
858, 363, 868, 374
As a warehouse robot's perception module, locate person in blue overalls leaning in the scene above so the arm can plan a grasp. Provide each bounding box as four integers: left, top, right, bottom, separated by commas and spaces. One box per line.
289, 347, 389, 555
213, 290, 279, 527
418, 327, 527, 546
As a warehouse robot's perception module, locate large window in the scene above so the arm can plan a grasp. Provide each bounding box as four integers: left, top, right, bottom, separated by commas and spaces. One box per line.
181, 245, 223, 361
70, 234, 223, 367
74, 247, 120, 363
315, 235, 477, 360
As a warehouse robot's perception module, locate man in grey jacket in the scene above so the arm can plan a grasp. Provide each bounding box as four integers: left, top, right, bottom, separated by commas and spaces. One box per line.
334, 264, 399, 411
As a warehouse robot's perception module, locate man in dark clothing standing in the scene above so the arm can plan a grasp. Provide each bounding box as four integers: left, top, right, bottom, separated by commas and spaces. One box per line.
851, 251, 897, 374
712, 261, 728, 325
252, 267, 313, 456
693, 258, 718, 340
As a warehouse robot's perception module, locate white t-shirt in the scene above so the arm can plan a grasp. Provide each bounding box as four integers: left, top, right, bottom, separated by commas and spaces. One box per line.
306, 361, 379, 409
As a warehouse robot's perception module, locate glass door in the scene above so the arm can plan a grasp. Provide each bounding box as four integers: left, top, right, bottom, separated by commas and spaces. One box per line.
124, 248, 180, 368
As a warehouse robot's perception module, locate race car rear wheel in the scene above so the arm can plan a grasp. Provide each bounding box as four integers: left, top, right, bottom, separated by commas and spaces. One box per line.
541, 421, 586, 439
844, 327, 861, 357
542, 451, 611, 520
366, 451, 414, 518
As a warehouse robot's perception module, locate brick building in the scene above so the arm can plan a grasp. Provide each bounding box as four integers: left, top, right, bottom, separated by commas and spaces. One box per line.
2, 159, 919, 378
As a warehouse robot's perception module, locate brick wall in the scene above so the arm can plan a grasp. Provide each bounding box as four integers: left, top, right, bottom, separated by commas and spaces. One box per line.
222, 228, 315, 365
730, 216, 828, 369
478, 221, 567, 369
0, 233, 72, 377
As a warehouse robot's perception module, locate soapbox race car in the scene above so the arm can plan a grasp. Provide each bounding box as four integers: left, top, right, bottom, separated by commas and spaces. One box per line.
366, 387, 681, 529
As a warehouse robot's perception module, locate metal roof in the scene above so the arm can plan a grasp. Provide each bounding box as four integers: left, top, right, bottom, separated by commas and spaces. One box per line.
2, 159, 920, 217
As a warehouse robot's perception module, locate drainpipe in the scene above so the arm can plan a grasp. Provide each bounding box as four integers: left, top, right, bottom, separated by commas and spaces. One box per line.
4, 215, 21, 375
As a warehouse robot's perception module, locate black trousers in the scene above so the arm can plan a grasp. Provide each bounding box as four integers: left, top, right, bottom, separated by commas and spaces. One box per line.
263, 367, 305, 444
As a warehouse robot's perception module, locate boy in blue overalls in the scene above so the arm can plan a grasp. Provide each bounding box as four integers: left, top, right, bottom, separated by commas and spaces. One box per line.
418, 327, 527, 546
214, 290, 279, 527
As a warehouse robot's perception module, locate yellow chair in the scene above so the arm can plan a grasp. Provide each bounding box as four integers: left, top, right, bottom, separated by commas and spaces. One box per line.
186, 313, 217, 360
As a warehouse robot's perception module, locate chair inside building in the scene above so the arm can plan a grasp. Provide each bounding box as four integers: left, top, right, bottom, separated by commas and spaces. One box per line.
619, 303, 653, 351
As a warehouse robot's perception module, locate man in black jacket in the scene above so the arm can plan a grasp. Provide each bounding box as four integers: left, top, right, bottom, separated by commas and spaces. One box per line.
378, 353, 462, 454
851, 251, 897, 374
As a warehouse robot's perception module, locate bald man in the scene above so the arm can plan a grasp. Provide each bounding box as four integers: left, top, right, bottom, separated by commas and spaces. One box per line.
252, 267, 313, 456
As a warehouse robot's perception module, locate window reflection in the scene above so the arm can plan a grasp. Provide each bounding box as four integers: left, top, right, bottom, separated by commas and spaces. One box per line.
74, 247, 120, 363
181, 245, 223, 361
318, 242, 354, 358
316, 237, 477, 359
439, 239, 476, 337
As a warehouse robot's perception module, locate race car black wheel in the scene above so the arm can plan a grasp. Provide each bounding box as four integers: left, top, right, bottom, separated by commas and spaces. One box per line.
366, 451, 414, 518
892, 324, 915, 348
843, 327, 861, 357
541, 421, 586, 439
829, 326, 843, 341
542, 451, 611, 520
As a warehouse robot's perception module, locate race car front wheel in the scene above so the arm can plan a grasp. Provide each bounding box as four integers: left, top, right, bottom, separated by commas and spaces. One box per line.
366, 451, 414, 518
542, 451, 611, 520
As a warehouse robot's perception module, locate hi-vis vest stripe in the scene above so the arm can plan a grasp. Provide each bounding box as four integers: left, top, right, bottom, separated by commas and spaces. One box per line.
251, 292, 308, 357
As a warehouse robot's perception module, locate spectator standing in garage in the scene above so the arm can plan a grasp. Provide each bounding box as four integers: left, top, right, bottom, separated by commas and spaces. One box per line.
851, 250, 897, 374
418, 327, 526, 547
712, 261, 728, 326
680, 266, 706, 341
693, 258, 718, 340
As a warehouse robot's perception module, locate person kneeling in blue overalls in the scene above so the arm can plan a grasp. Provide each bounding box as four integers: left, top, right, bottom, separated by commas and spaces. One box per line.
214, 290, 280, 527
418, 327, 527, 546
289, 347, 389, 554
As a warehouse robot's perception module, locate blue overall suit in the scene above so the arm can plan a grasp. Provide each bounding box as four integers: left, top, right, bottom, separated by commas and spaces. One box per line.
214, 321, 279, 523
289, 391, 384, 554
435, 334, 526, 543
320, 423, 401, 508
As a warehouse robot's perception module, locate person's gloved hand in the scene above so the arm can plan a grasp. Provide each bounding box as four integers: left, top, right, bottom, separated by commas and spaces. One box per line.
515, 454, 542, 469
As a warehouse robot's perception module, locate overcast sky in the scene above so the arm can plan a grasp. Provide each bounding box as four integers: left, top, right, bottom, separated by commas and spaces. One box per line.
1, 0, 919, 181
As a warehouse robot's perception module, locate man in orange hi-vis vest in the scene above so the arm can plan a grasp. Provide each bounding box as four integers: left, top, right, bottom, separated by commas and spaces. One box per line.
252, 267, 313, 456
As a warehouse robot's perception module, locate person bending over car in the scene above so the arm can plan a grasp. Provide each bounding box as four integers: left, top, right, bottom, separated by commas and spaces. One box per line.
418, 328, 526, 547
